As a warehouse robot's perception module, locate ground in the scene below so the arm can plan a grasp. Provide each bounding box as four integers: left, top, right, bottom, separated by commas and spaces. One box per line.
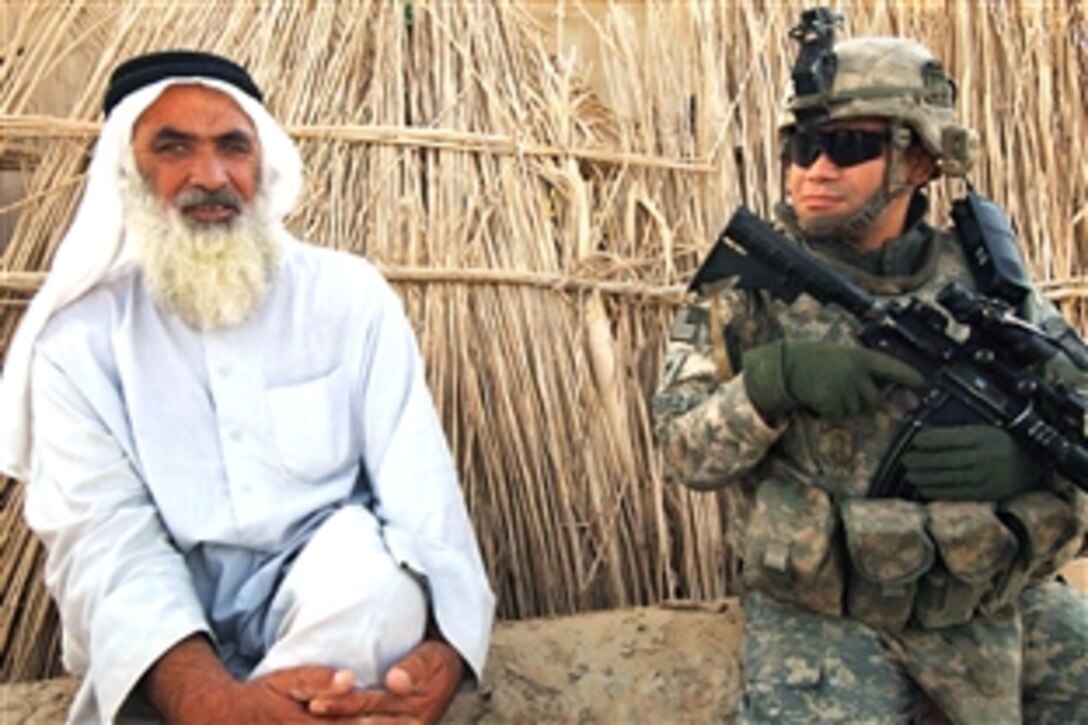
0, 599, 745, 724
3, 560, 1084, 723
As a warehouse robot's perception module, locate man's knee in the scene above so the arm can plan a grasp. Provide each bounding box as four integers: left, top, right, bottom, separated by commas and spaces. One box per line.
739, 591, 916, 723
255, 507, 428, 681
1021, 581, 1088, 720
276, 506, 427, 637
292, 547, 426, 632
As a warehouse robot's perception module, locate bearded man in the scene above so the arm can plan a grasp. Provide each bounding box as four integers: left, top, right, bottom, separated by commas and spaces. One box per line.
0, 51, 494, 723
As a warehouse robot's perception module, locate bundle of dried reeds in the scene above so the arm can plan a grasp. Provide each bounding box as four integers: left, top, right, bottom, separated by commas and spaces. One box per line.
1, 0, 1084, 681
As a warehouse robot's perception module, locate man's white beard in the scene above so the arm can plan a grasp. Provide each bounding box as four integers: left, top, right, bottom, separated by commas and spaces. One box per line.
120, 177, 280, 331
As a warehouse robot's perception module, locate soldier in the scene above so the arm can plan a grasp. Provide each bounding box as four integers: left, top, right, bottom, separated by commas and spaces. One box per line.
652, 13, 1088, 724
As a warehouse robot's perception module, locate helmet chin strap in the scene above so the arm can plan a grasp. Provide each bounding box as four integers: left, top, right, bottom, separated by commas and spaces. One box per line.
777, 122, 915, 246
775, 181, 907, 247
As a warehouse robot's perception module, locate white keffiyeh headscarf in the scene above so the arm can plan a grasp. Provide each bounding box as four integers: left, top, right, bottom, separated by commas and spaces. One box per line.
0, 73, 302, 481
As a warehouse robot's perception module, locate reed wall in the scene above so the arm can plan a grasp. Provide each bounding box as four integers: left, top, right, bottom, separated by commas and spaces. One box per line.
1, 0, 1084, 680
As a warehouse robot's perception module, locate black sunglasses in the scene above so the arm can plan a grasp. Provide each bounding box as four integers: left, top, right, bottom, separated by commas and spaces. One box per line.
785, 129, 889, 168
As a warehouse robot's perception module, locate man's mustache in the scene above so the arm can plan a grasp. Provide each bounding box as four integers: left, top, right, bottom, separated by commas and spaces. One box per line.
176, 187, 245, 215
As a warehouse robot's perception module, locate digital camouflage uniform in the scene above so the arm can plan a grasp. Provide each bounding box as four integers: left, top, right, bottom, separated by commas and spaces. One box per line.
653, 26, 1088, 723
652, 211, 1088, 723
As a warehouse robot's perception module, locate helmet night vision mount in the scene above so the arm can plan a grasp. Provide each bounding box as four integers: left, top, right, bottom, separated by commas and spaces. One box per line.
781, 6, 977, 177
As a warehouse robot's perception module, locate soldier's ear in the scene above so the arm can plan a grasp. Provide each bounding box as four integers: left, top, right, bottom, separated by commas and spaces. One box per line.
904, 146, 937, 185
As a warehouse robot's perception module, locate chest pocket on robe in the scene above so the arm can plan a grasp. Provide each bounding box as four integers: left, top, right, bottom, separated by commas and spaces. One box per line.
266, 366, 354, 482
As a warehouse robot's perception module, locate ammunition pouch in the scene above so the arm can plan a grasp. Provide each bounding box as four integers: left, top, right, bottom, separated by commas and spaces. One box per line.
742, 484, 1085, 631
915, 502, 1018, 628
981, 489, 1079, 614
742, 475, 843, 616
842, 499, 932, 631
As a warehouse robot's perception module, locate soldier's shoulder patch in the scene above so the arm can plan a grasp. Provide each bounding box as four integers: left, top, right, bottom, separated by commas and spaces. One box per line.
660, 349, 688, 387
650, 391, 693, 415
669, 305, 709, 343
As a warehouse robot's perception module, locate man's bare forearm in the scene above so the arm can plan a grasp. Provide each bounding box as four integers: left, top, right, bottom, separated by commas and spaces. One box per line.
140, 633, 237, 721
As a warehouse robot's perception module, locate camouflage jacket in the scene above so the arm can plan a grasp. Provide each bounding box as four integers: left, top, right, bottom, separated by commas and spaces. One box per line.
652, 213, 1088, 614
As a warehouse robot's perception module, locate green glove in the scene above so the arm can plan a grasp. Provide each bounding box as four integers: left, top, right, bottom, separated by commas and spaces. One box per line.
902, 425, 1041, 501
742, 340, 924, 423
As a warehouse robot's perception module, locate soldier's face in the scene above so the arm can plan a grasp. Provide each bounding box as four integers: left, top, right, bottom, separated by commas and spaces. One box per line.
131, 84, 261, 227
786, 119, 889, 230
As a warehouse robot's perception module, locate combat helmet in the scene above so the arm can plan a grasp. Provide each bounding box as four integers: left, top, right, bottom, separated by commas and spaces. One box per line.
775, 9, 979, 242
779, 10, 977, 177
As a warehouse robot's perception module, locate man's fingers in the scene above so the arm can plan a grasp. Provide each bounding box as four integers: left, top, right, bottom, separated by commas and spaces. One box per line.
385, 665, 414, 695
306, 642, 464, 720
909, 425, 1009, 453
902, 449, 981, 472
259, 665, 355, 702
859, 349, 924, 388
913, 483, 977, 500
857, 377, 882, 412
311, 688, 418, 718
384, 640, 458, 695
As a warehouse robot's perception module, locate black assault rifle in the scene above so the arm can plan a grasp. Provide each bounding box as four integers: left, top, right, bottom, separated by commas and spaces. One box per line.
689, 206, 1088, 497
